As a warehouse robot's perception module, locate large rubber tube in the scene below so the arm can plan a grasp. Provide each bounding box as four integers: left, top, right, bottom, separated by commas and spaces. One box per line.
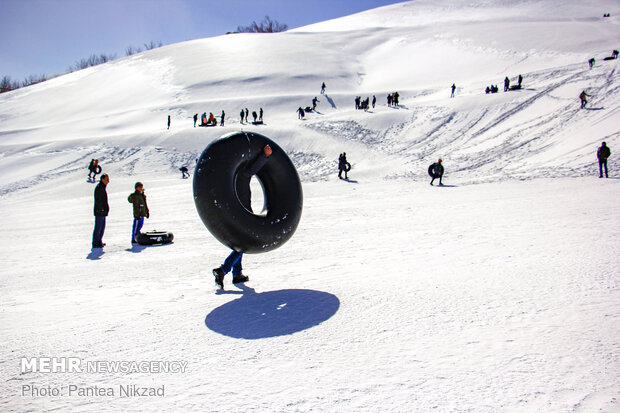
193, 131, 303, 254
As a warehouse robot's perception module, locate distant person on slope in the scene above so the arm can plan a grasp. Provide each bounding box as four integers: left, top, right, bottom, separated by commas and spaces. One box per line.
240, 109, 245, 124
297, 107, 305, 119
504, 76, 510, 92
180, 166, 190, 179
167, 115, 171, 130
312, 96, 319, 110
579, 90, 591, 109
212, 145, 272, 288
193, 113, 198, 127
588, 58, 595, 69
252, 110, 258, 123
597, 142, 611, 178
259, 107, 263, 122
372, 95, 376, 108
338, 152, 350, 180
221, 110, 225, 126
428, 159, 444, 186
128, 182, 150, 244
88, 159, 101, 180
321, 82, 326, 94
92, 174, 110, 249
451, 83, 456, 98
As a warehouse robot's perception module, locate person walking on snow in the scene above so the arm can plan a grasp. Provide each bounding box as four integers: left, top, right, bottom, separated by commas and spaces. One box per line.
167, 115, 171, 130
451, 83, 456, 98
240, 109, 245, 124
297, 107, 305, 119
221, 110, 225, 126
338, 152, 350, 180
579, 90, 591, 109
212, 145, 273, 288
312, 96, 319, 110
428, 159, 444, 186
504, 76, 510, 92
321, 82, 326, 94
92, 174, 110, 248
245, 108, 249, 122
597, 142, 611, 178
588, 58, 595, 69
259, 107, 263, 122
193, 113, 198, 127
128, 182, 150, 243
372, 95, 376, 108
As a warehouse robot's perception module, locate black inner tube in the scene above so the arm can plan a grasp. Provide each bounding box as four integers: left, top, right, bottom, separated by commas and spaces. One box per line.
193, 132, 303, 253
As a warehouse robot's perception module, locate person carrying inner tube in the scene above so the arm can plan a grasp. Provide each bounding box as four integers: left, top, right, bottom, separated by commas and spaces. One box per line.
428, 159, 444, 186
212, 144, 272, 288
128, 182, 149, 244
338, 152, 350, 180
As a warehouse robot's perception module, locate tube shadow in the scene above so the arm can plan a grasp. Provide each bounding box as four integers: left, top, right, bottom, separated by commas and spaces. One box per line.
206, 284, 340, 339
585, 107, 605, 111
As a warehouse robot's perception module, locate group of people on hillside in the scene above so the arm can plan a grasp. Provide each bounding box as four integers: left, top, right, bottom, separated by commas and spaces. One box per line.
240, 107, 264, 124
387, 92, 400, 107
91, 176, 151, 249
193, 111, 225, 127
355, 96, 375, 110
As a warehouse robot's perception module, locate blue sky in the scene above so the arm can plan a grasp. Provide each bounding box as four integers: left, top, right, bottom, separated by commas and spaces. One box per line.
0, 0, 404, 80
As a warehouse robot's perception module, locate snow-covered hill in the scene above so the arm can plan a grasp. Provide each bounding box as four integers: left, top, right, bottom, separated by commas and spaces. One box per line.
1, 1, 619, 412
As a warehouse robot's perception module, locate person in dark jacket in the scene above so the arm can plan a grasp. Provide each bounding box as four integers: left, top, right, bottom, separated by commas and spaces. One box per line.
428, 159, 444, 186
128, 182, 150, 243
220, 110, 225, 126
240, 109, 245, 124
193, 113, 198, 127
297, 107, 305, 119
504, 76, 510, 92
167, 115, 171, 130
92, 174, 110, 248
180, 166, 190, 179
259, 107, 263, 122
451, 83, 456, 98
338, 152, 349, 179
597, 142, 611, 178
579, 90, 591, 109
212, 145, 273, 288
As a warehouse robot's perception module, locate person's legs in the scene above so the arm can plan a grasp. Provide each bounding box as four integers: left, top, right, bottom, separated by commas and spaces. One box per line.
603, 159, 608, 177
599, 160, 604, 177
93, 216, 106, 247
232, 255, 243, 277
132, 217, 144, 242
220, 250, 243, 274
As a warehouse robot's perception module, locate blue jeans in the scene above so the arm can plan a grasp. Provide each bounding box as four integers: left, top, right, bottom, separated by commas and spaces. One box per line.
132, 217, 144, 242
221, 251, 243, 276
92, 216, 106, 247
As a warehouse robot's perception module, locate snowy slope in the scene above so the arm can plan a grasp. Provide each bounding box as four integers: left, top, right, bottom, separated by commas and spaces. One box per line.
1, 0, 619, 412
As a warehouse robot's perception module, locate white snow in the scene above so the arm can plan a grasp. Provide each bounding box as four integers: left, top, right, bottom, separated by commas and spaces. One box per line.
1, 0, 619, 411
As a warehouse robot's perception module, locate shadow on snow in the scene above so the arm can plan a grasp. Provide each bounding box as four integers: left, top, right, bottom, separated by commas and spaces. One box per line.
205, 284, 340, 339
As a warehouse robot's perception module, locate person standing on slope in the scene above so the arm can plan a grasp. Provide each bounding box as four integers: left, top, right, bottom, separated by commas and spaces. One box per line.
321, 82, 326, 94
240, 109, 245, 124
167, 115, 171, 130
504, 76, 510, 92
128, 182, 150, 243
597, 142, 611, 178
451, 83, 456, 98
92, 174, 110, 248
212, 145, 272, 288
193, 113, 198, 127
428, 159, 444, 186
221, 110, 225, 126
579, 90, 591, 109
297, 107, 305, 119
259, 107, 263, 122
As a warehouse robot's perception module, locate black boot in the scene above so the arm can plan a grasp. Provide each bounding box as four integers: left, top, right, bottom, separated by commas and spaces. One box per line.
213, 268, 225, 289
232, 274, 249, 284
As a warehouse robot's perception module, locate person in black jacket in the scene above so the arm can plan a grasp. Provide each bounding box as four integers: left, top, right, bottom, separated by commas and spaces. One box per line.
212, 145, 272, 288
597, 142, 611, 178
428, 159, 444, 186
92, 174, 110, 248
